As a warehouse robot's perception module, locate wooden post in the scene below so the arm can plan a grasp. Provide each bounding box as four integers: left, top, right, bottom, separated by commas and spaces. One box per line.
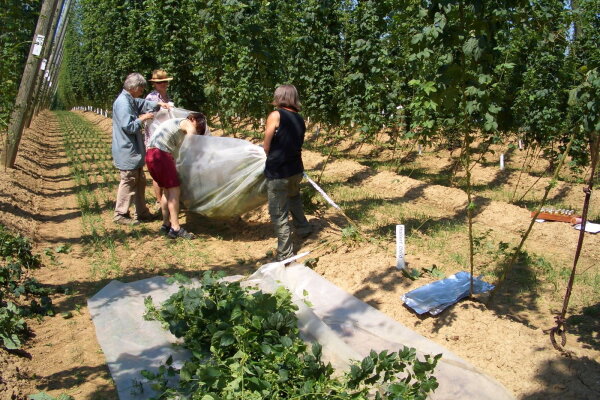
3, 0, 61, 168
27, 0, 68, 128
33, 0, 71, 119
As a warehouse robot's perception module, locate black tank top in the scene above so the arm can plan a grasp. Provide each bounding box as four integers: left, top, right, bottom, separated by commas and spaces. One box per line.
264, 108, 305, 179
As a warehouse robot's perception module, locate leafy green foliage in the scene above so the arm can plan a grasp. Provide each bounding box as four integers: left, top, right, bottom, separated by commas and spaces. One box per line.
0, 224, 55, 349
407, 0, 530, 141
283, 0, 344, 127
0, 301, 25, 349
423, 265, 445, 279
570, 68, 600, 136
402, 268, 422, 281
0, 1, 41, 131
341, 225, 363, 244
56, 0, 597, 152
0, 224, 41, 269
143, 271, 440, 399
338, 0, 392, 134
512, 2, 571, 151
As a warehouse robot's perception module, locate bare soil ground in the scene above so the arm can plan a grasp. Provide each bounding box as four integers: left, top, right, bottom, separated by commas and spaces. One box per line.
0, 111, 599, 399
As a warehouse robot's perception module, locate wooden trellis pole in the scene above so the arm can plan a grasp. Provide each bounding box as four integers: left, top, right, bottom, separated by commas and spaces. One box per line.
27, 0, 70, 127
33, 0, 72, 119
2, 0, 61, 169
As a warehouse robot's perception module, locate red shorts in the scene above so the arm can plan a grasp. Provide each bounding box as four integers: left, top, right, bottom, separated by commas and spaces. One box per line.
145, 148, 180, 188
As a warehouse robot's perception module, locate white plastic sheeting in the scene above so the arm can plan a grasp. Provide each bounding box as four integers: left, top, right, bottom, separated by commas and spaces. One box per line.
146, 107, 268, 218
176, 135, 267, 217
88, 263, 514, 400
88, 277, 192, 400
146, 107, 199, 135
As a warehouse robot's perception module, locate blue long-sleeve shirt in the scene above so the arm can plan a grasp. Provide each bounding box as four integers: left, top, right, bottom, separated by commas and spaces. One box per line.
111, 90, 159, 170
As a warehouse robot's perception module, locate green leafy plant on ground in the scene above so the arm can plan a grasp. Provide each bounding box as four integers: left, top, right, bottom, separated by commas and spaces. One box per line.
143, 271, 440, 399
0, 224, 56, 349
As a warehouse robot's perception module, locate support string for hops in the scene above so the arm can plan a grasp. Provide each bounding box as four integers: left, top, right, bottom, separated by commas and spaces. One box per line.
549, 134, 599, 355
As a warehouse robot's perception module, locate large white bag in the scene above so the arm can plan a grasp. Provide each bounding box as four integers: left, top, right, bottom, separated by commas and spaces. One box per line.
176, 134, 268, 218
147, 108, 268, 218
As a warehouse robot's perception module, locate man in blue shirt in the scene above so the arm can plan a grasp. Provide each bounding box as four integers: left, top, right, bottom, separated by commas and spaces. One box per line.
112, 72, 170, 225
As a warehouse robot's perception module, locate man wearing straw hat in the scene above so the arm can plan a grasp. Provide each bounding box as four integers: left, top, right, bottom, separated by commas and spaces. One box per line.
112, 72, 171, 225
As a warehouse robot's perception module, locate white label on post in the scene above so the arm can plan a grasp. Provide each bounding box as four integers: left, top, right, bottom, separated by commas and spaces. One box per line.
500, 153, 505, 170
32, 34, 45, 56
40, 59, 47, 70
396, 224, 406, 270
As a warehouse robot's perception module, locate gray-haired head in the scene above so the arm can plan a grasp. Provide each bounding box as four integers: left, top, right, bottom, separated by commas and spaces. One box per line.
123, 73, 147, 90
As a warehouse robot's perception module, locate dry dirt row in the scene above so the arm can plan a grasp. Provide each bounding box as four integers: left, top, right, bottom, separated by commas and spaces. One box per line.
0, 111, 598, 399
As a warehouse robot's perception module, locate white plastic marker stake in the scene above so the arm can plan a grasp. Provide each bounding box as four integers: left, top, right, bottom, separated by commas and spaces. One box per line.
518, 139, 523, 150
500, 153, 505, 170
396, 224, 405, 270
304, 173, 341, 210
418, 144, 422, 155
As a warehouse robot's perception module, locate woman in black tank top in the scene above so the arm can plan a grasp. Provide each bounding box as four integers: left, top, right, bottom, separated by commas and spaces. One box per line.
263, 85, 313, 262
264, 108, 305, 179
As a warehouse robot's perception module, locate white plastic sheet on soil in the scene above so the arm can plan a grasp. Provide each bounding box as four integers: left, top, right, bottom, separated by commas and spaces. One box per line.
88, 263, 514, 400
147, 107, 268, 218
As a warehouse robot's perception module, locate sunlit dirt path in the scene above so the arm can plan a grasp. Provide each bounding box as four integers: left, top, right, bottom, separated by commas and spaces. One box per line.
17, 112, 118, 399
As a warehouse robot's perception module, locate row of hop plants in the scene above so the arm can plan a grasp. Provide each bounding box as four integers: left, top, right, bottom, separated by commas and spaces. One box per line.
55, 1, 596, 164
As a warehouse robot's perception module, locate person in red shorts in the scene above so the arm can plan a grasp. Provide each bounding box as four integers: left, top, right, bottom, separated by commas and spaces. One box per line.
145, 112, 206, 239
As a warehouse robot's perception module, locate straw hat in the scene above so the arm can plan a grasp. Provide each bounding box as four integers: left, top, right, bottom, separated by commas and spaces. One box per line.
148, 69, 173, 82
